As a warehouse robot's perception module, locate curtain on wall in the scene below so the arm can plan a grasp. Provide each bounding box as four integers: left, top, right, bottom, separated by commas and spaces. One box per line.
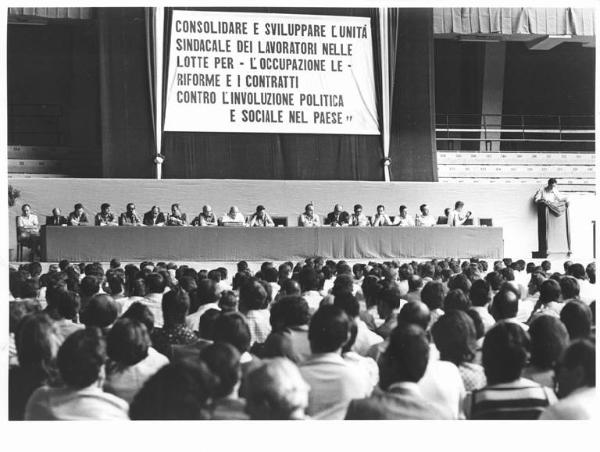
97, 8, 155, 178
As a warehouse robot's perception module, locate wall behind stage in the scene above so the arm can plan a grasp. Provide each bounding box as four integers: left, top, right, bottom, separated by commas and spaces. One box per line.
8, 179, 595, 261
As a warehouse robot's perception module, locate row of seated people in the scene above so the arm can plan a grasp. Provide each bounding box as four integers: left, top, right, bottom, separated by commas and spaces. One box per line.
8, 256, 595, 420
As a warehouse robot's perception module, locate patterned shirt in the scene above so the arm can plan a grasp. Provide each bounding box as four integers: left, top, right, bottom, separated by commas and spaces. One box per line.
151, 324, 198, 358
119, 212, 142, 226
95, 212, 118, 226
458, 362, 487, 392
244, 309, 271, 345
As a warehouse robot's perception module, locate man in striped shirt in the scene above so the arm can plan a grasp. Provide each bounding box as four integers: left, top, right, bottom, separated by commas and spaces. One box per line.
465, 321, 556, 419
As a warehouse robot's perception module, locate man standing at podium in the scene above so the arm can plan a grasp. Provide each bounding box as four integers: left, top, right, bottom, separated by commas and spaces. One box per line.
534, 178, 569, 211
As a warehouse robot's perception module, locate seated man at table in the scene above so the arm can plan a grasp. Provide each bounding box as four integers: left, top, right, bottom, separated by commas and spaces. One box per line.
46, 207, 68, 226
415, 204, 436, 227
392, 205, 414, 227
191, 205, 218, 226
17, 203, 41, 258
167, 203, 187, 226
95, 203, 118, 226
67, 203, 90, 226
298, 203, 321, 227
119, 203, 142, 226
371, 205, 392, 227
220, 206, 245, 226
350, 204, 370, 227
447, 201, 472, 227
143, 206, 166, 226
247, 205, 275, 227
325, 204, 349, 227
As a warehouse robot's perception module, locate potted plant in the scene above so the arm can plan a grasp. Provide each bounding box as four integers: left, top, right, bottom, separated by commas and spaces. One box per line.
8, 184, 20, 207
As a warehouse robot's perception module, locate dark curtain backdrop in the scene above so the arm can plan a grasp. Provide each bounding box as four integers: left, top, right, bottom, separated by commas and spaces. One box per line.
161, 7, 386, 180
388, 8, 437, 181
98, 8, 155, 178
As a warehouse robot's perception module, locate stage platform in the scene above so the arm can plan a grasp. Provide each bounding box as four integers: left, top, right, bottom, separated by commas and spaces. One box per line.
40, 225, 504, 262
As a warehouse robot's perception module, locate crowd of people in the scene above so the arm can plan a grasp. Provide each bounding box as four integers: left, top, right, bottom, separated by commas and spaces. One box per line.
8, 254, 595, 420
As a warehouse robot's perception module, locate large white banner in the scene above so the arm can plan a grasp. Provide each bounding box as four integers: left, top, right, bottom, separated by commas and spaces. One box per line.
163, 11, 380, 135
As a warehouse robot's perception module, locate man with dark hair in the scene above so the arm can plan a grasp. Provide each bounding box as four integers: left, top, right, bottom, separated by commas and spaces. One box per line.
420, 281, 445, 324
567, 263, 594, 304
95, 203, 118, 226
119, 202, 142, 226
392, 205, 414, 227
403, 275, 424, 304
560, 275, 580, 301
298, 266, 322, 312
469, 279, 494, 332
376, 287, 402, 339
186, 279, 220, 331
247, 205, 275, 227
560, 300, 593, 340
371, 204, 392, 227
142, 272, 167, 327
490, 285, 525, 330
350, 204, 370, 227
334, 291, 382, 356
299, 305, 370, 419
25, 328, 128, 419
346, 323, 452, 419
151, 289, 197, 359
298, 203, 321, 227
415, 204, 436, 227
485, 271, 504, 292
67, 203, 89, 226
80, 294, 119, 333
466, 322, 556, 419
447, 201, 472, 226
239, 279, 270, 346
540, 339, 596, 419
199, 342, 248, 420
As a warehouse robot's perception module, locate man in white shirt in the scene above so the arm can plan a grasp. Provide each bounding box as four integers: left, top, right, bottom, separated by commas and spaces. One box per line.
371, 205, 392, 227
247, 205, 275, 227
447, 201, 472, 226
299, 305, 371, 419
219, 206, 245, 226
415, 204, 437, 227
298, 203, 321, 227
392, 205, 415, 227
540, 339, 596, 420
141, 273, 168, 328
534, 178, 568, 206
350, 204, 371, 226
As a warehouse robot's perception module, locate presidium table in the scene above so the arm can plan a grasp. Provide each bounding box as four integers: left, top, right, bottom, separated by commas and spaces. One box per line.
40, 225, 503, 262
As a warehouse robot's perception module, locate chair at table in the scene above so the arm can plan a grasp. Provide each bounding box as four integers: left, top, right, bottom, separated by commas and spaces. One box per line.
16, 216, 25, 261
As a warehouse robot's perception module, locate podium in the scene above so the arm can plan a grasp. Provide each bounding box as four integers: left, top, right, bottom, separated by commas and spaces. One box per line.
532, 201, 571, 258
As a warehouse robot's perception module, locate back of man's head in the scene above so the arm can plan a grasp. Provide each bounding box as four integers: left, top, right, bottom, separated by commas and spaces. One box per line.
81, 294, 118, 329
560, 300, 592, 340
57, 327, 106, 389
560, 276, 580, 300
193, 278, 219, 310
485, 271, 504, 291
380, 323, 430, 388
298, 267, 320, 292
420, 281, 445, 311
200, 342, 241, 398
482, 321, 530, 385
557, 339, 595, 398
567, 263, 586, 280
145, 272, 167, 295
490, 288, 519, 321
239, 279, 267, 312
244, 357, 309, 420
162, 289, 190, 326
378, 286, 402, 311
80, 275, 100, 298
331, 274, 354, 298
444, 288, 471, 311
333, 291, 360, 318
470, 279, 491, 307
397, 301, 431, 331
448, 273, 472, 293
213, 312, 251, 354
408, 275, 424, 292
308, 305, 350, 354
277, 295, 311, 327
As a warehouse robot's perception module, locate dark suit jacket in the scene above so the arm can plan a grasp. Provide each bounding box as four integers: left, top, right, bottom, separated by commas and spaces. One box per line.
345, 385, 453, 420
45, 215, 68, 226
143, 211, 166, 226
325, 211, 349, 226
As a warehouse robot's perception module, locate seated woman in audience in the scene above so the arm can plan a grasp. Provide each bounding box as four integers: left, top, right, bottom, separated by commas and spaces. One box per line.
119, 203, 143, 226
104, 318, 169, 403
219, 206, 245, 226
166, 203, 187, 226
465, 322, 556, 419
522, 315, 569, 388
143, 206, 166, 226
67, 203, 90, 226
151, 289, 198, 359
371, 205, 392, 227
199, 342, 249, 420
247, 205, 275, 227
9, 313, 61, 420
17, 203, 41, 259
244, 357, 310, 420
432, 310, 486, 392
25, 328, 129, 420
191, 205, 218, 226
